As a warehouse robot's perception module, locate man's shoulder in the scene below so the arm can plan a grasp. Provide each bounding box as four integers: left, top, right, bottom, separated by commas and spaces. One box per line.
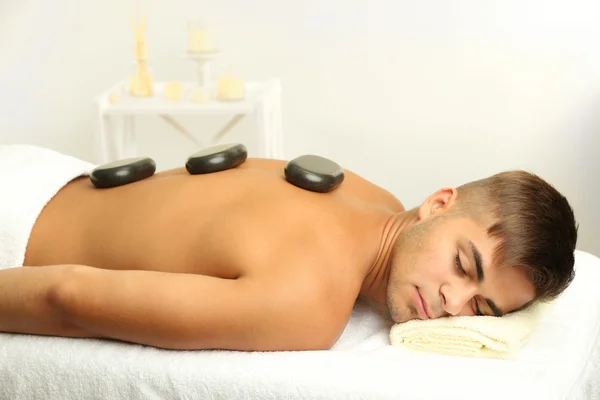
267, 278, 355, 349
343, 169, 405, 212
247, 261, 359, 348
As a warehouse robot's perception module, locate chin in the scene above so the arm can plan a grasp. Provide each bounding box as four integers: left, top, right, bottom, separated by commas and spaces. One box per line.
391, 312, 415, 324
391, 314, 404, 323
387, 301, 409, 323
386, 289, 412, 323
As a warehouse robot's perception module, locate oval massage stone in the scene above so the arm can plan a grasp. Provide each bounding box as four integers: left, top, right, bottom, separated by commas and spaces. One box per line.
284, 155, 344, 193
90, 157, 156, 189
186, 143, 248, 174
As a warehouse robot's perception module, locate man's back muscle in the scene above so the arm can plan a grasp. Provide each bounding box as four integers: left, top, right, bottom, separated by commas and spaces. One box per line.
26, 158, 402, 277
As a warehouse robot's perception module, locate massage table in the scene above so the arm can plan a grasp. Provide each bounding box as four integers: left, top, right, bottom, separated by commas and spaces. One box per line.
1, 249, 599, 400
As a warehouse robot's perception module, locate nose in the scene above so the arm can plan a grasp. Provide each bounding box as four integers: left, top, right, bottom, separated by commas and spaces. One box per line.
440, 282, 478, 316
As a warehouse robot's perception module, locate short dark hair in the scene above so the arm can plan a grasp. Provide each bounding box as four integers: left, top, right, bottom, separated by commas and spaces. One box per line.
456, 171, 578, 301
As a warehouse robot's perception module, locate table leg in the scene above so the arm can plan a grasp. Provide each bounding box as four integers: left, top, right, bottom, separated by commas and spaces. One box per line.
97, 113, 112, 164
256, 80, 284, 159
121, 115, 137, 159
271, 81, 284, 159
107, 115, 124, 161
271, 95, 284, 159
256, 99, 269, 158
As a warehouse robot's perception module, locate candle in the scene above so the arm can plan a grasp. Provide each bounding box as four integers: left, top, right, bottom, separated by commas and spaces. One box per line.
164, 81, 183, 101
109, 92, 121, 104
217, 76, 245, 101
191, 87, 206, 103
188, 28, 215, 53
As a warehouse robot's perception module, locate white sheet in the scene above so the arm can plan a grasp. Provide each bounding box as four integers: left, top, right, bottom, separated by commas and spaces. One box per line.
1, 250, 599, 400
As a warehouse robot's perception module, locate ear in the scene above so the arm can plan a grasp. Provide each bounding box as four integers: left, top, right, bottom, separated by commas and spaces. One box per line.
417, 187, 458, 221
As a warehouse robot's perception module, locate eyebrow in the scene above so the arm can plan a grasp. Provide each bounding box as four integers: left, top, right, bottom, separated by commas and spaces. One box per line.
470, 240, 484, 282
469, 240, 504, 317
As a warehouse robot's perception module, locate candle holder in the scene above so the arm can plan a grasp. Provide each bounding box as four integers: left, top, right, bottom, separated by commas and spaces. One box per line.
185, 50, 222, 89
185, 17, 222, 90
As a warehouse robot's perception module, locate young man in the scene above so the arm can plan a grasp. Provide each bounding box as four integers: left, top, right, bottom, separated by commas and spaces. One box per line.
0, 145, 577, 352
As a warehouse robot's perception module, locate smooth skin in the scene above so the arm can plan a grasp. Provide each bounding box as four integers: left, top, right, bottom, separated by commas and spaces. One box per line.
0, 158, 535, 351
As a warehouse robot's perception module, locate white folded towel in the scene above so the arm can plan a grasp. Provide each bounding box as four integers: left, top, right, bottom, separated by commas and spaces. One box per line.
389, 300, 550, 359
0, 144, 96, 269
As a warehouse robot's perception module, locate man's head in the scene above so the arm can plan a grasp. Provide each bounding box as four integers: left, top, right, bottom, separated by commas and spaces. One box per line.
386, 170, 578, 323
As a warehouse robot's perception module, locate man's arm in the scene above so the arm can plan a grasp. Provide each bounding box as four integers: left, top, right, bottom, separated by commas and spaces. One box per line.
0, 265, 90, 337
0, 265, 335, 351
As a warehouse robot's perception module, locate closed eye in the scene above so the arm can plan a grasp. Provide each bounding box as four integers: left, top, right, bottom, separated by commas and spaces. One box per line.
455, 253, 466, 276
474, 300, 484, 316
456, 252, 484, 316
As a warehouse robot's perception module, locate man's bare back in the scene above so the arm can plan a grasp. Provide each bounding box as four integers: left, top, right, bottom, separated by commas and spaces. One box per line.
17, 158, 404, 350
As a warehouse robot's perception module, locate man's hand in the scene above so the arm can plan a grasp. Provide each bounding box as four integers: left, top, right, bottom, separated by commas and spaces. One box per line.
1, 264, 338, 351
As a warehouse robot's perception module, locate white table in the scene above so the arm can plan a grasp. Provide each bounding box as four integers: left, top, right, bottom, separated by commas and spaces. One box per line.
94, 79, 284, 164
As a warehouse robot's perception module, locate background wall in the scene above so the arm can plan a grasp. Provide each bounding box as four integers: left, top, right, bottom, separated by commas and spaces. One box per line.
1, 0, 599, 255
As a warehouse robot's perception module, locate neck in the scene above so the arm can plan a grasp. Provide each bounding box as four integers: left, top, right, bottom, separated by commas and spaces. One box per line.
359, 209, 419, 307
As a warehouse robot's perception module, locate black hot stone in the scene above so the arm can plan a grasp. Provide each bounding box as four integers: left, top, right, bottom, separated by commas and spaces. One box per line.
284, 155, 344, 193
90, 157, 156, 189
185, 143, 248, 174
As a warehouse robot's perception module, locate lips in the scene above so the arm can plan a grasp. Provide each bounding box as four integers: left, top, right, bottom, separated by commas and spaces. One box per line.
415, 288, 431, 320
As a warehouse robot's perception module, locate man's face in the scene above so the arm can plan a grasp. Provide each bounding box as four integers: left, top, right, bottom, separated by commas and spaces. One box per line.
386, 189, 536, 323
